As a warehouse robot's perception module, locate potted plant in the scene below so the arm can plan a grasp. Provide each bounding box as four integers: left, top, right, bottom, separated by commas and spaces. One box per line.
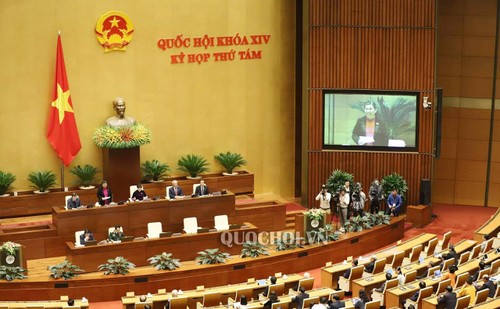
0, 265, 27, 281
141, 160, 170, 182
326, 169, 354, 194
98, 256, 135, 275
177, 154, 209, 179
27, 170, 57, 194
368, 211, 391, 226
48, 260, 84, 280
307, 224, 339, 244
148, 252, 181, 270
0, 171, 15, 196
214, 152, 247, 175
381, 172, 408, 200
195, 248, 230, 265
240, 241, 269, 258
70, 164, 99, 189
274, 232, 304, 251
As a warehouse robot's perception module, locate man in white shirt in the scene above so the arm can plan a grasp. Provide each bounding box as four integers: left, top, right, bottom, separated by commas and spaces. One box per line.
311, 296, 328, 309
315, 185, 332, 212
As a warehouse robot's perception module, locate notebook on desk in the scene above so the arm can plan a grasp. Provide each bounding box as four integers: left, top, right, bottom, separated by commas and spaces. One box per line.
121, 236, 133, 242
229, 224, 242, 230
84, 240, 97, 246
160, 232, 173, 238
197, 228, 210, 233
257, 279, 267, 286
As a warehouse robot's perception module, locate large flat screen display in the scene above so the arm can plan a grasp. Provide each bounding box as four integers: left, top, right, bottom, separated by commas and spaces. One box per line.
323, 90, 419, 151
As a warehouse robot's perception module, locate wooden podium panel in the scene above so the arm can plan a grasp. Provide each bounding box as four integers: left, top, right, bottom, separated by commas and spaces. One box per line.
102, 147, 141, 202
406, 205, 432, 228
66, 223, 257, 271
52, 193, 236, 241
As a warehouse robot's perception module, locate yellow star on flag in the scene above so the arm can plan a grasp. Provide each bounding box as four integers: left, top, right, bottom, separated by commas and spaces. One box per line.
51, 83, 74, 124
109, 16, 120, 28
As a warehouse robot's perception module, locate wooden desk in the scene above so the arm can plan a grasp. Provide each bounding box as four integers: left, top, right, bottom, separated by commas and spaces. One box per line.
474, 208, 500, 242
53, 193, 237, 241
385, 244, 499, 309
321, 233, 437, 289
67, 223, 257, 271
407, 205, 432, 228
467, 297, 500, 308
0, 300, 89, 308
121, 274, 305, 309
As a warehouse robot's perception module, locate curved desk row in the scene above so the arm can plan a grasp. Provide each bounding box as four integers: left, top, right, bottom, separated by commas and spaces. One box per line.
474, 207, 500, 242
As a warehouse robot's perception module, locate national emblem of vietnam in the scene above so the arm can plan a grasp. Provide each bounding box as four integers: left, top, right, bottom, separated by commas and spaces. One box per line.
95, 11, 134, 52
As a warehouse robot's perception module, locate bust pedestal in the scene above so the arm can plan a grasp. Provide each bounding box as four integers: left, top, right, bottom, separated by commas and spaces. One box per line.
102, 147, 141, 202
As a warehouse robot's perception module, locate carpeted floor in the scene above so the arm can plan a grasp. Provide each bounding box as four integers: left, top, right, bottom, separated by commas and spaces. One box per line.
36, 203, 500, 308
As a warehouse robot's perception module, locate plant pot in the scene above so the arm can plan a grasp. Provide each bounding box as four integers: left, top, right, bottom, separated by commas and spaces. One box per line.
222, 172, 238, 176
0, 193, 10, 197
79, 185, 96, 190
33, 190, 49, 194
186, 176, 201, 180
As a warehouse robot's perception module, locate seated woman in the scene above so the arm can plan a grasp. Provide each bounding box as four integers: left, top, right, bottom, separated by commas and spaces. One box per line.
132, 184, 148, 201
67, 192, 81, 209
109, 225, 124, 241
80, 229, 95, 245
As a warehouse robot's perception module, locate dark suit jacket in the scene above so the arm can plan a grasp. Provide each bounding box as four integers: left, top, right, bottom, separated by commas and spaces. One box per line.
292, 292, 310, 309
478, 280, 496, 298
329, 301, 346, 309
132, 190, 147, 201
351, 115, 389, 146
168, 186, 184, 199
364, 261, 375, 273
67, 197, 81, 209
343, 268, 351, 279
97, 187, 112, 205
409, 291, 419, 302
195, 185, 209, 196
80, 232, 94, 245
437, 292, 457, 309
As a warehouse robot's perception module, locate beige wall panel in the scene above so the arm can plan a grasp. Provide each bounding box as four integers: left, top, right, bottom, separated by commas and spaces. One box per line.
437, 76, 461, 97
464, 0, 497, 17
462, 37, 495, 57
437, 55, 462, 77
438, 15, 464, 35
432, 179, 456, 204
438, 0, 465, 16
487, 182, 500, 207
433, 159, 456, 180
438, 35, 463, 56
455, 139, 488, 160
441, 117, 459, 139
461, 57, 494, 78
440, 138, 458, 160
463, 16, 496, 36
460, 77, 492, 98
0, 0, 296, 197
454, 180, 485, 206
457, 118, 490, 140
455, 160, 487, 182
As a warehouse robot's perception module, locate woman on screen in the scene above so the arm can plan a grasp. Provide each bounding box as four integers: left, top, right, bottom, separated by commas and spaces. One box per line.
351, 100, 389, 146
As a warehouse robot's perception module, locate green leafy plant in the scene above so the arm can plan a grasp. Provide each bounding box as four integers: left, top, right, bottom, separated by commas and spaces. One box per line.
195, 248, 230, 265
141, 160, 170, 182
27, 170, 57, 192
70, 164, 99, 187
240, 242, 269, 258
1, 241, 21, 256
326, 170, 354, 194
0, 171, 15, 195
306, 208, 325, 221
148, 252, 181, 270
177, 154, 209, 178
214, 152, 247, 174
0, 266, 27, 281
48, 259, 84, 280
369, 211, 391, 226
98, 256, 135, 275
381, 172, 408, 199
307, 224, 339, 244
92, 123, 152, 148
274, 232, 304, 251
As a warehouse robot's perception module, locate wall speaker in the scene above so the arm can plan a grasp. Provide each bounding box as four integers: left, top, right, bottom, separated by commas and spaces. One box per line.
420, 179, 431, 205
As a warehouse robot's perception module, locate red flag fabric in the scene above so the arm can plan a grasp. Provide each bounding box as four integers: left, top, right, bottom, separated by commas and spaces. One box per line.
47, 34, 81, 166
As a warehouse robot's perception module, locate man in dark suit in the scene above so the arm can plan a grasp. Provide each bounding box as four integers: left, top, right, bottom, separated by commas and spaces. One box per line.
291, 287, 310, 309
437, 285, 457, 309
441, 244, 459, 267
328, 295, 345, 309
402, 281, 426, 306
364, 255, 376, 273
79, 229, 94, 245
343, 259, 358, 279
475, 274, 496, 298
351, 100, 389, 147
472, 261, 487, 281
263, 276, 277, 297
168, 180, 184, 199
374, 272, 392, 293
194, 180, 209, 196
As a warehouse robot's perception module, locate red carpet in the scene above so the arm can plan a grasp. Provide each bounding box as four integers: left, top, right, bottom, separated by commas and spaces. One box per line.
286, 203, 307, 212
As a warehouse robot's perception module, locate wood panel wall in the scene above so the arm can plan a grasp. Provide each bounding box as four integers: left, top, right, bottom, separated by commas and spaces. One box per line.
307, 0, 436, 207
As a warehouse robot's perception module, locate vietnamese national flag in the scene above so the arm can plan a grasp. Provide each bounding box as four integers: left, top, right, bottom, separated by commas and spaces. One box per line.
47, 34, 81, 166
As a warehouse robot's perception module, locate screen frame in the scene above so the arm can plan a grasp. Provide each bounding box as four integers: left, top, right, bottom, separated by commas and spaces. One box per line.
322, 89, 420, 152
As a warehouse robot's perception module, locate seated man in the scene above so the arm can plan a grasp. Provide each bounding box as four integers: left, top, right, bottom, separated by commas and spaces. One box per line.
328, 295, 345, 309
311, 296, 328, 309
402, 281, 426, 306
385, 189, 402, 216
373, 272, 392, 293
458, 277, 476, 306
164, 289, 179, 309
474, 274, 496, 298
131, 184, 148, 201
263, 291, 279, 309
67, 192, 81, 209
195, 180, 209, 196
472, 261, 487, 281
291, 287, 309, 309
109, 225, 124, 241
437, 285, 457, 309
441, 244, 459, 267
263, 276, 278, 297
67, 298, 75, 307
364, 255, 377, 273
168, 180, 184, 199
80, 229, 94, 245
343, 259, 359, 278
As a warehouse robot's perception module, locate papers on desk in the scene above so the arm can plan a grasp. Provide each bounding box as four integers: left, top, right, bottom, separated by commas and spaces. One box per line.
358, 136, 375, 145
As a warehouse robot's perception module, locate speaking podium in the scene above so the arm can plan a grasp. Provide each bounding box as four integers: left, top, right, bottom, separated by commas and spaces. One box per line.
303, 210, 326, 244
0, 245, 25, 268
